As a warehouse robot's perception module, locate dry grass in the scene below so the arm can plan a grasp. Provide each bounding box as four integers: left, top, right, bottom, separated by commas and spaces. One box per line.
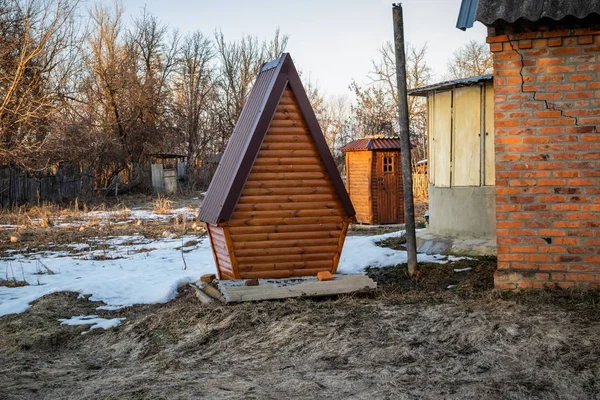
0, 194, 200, 259
0, 195, 597, 399
0, 285, 598, 400
153, 195, 173, 215
412, 172, 428, 200
0, 278, 28, 288
0, 219, 192, 259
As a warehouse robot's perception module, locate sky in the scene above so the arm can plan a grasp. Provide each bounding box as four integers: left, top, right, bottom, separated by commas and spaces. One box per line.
113, 0, 488, 98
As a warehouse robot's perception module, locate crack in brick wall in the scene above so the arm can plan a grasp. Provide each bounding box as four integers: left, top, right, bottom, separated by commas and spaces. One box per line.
508, 40, 582, 128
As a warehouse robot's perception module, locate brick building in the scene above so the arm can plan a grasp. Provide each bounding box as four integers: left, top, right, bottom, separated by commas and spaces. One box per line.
458, 0, 600, 289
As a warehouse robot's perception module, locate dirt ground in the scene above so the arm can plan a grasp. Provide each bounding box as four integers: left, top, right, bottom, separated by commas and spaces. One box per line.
1, 261, 599, 399
1, 197, 599, 399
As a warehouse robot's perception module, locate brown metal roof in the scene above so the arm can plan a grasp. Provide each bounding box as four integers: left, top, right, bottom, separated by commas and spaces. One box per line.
340, 136, 411, 152
198, 53, 355, 225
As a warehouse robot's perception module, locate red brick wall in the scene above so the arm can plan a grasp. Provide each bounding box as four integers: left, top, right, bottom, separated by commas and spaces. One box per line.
489, 27, 600, 289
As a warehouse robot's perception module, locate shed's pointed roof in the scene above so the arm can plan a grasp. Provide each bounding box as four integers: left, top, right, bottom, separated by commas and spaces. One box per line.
199, 53, 355, 225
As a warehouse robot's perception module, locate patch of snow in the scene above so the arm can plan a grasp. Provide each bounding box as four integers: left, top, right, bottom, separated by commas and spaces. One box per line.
105, 235, 147, 246
59, 315, 126, 334
337, 230, 467, 274
454, 267, 472, 273
48, 207, 197, 229
65, 243, 90, 251
1, 230, 467, 317
0, 234, 215, 317
96, 304, 128, 311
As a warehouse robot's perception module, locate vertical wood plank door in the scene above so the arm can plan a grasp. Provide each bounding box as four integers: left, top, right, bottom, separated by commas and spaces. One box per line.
376, 152, 399, 224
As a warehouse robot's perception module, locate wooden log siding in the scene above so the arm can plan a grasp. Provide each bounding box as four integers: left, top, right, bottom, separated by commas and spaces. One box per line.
225, 86, 350, 279
346, 151, 373, 224
207, 224, 238, 280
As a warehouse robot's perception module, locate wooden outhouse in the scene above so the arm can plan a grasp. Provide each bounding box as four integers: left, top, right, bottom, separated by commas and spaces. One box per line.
341, 137, 405, 225
150, 154, 186, 195
198, 53, 355, 280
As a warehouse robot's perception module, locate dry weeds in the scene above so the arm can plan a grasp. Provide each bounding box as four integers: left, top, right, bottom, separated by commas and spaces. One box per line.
0, 196, 597, 399
0, 278, 28, 287
0, 286, 598, 400
153, 195, 173, 215
0, 194, 199, 259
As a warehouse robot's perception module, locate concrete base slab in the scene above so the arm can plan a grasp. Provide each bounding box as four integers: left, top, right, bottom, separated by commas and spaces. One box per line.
416, 230, 497, 256
217, 275, 377, 303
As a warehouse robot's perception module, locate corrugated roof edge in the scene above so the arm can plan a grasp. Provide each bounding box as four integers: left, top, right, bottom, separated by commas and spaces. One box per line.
458, 0, 600, 29
408, 74, 493, 96
476, 0, 600, 26
456, 0, 479, 30
478, 12, 600, 26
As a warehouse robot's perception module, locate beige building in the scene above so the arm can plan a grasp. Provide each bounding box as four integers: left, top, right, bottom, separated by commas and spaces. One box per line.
410, 75, 496, 254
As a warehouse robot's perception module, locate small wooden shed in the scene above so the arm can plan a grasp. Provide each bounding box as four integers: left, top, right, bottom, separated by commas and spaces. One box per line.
150, 154, 186, 195
340, 136, 405, 225
198, 53, 355, 280
409, 75, 496, 240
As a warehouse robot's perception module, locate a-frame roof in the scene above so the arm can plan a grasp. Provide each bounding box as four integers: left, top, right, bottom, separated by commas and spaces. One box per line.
199, 53, 355, 225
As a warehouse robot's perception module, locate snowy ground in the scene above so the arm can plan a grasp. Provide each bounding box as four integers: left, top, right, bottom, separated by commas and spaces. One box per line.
0, 207, 461, 319
0, 206, 197, 230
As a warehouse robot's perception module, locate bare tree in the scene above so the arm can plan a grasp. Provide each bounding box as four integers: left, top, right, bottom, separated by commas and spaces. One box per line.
349, 41, 431, 161
126, 8, 180, 156
0, 3, 295, 191
173, 30, 215, 166
81, 1, 131, 183
263, 27, 288, 61
0, 0, 82, 169
81, 2, 182, 185
446, 39, 492, 79
320, 95, 350, 153
349, 81, 396, 138
213, 28, 288, 148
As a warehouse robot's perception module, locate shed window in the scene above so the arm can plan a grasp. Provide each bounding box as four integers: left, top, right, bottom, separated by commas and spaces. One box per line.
383, 156, 394, 173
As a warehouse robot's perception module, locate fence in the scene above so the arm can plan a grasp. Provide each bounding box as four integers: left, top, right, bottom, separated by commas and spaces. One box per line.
0, 164, 94, 207
412, 172, 428, 200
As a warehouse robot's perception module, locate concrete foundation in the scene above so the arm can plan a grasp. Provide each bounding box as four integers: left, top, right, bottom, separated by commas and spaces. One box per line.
428, 185, 496, 239
416, 230, 497, 256
415, 185, 497, 257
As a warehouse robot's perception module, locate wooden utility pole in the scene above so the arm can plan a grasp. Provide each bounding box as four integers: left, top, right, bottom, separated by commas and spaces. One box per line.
392, 3, 417, 276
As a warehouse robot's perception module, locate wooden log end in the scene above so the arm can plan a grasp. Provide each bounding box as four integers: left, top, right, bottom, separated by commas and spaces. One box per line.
200, 273, 216, 283
197, 282, 226, 302
191, 284, 214, 304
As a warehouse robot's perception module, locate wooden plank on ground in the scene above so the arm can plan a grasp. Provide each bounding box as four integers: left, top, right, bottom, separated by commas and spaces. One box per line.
217, 274, 377, 303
